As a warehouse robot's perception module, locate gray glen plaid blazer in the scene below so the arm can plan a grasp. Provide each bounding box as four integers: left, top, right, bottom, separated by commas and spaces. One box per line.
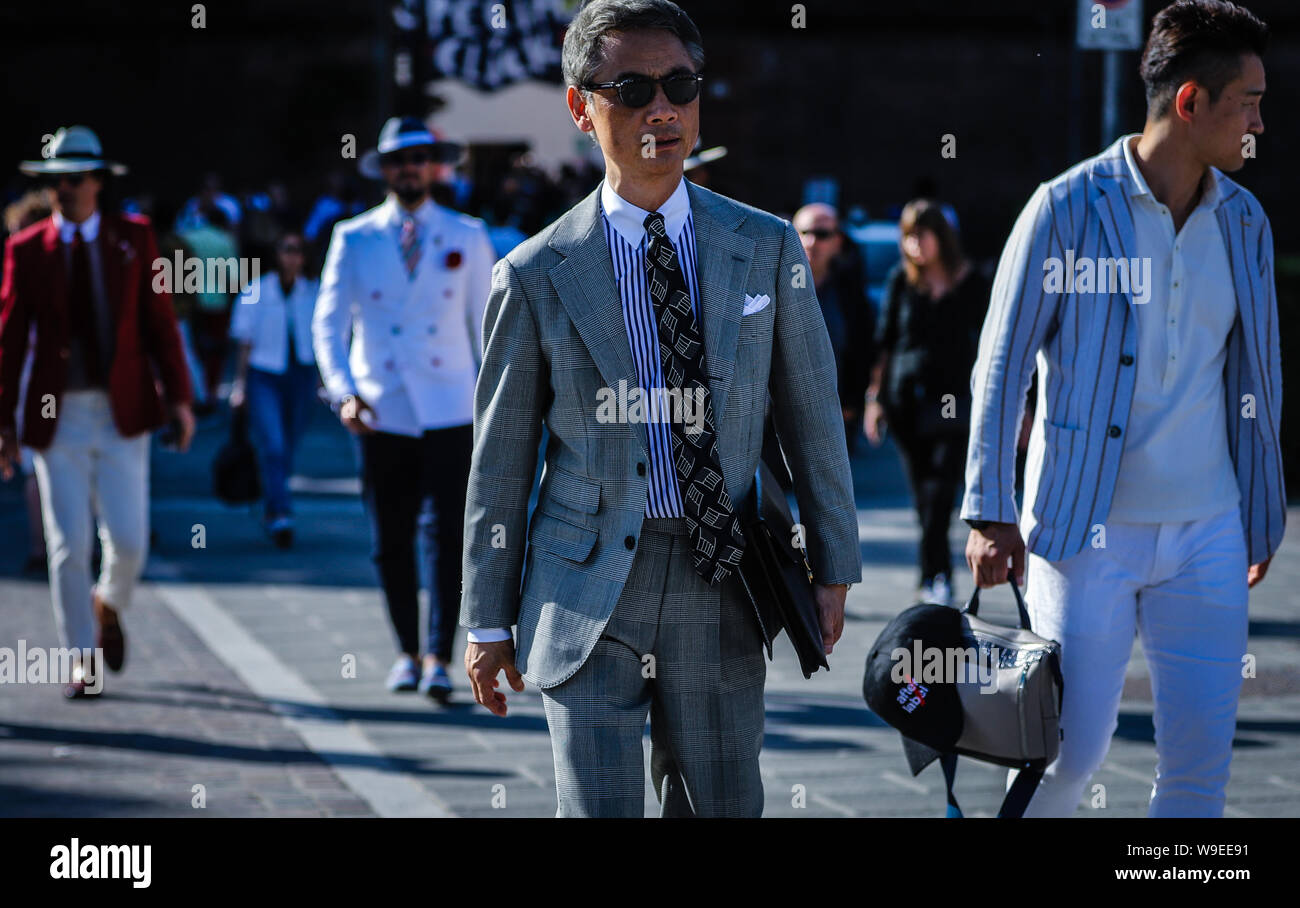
460, 181, 863, 689
961, 136, 1285, 565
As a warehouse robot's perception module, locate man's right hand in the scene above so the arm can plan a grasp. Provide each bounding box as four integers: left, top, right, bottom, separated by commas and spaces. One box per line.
966, 521, 1026, 588
864, 400, 887, 446
339, 394, 376, 435
0, 427, 18, 481
465, 638, 525, 717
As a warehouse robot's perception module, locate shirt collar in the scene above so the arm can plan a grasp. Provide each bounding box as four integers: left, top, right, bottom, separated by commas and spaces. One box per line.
383, 195, 437, 230
600, 176, 691, 250
1121, 132, 1221, 211
53, 208, 100, 243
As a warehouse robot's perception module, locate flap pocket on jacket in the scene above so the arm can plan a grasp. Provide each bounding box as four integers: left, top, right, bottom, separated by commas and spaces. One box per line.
529, 510, 598, 563
545, 467, 601, 515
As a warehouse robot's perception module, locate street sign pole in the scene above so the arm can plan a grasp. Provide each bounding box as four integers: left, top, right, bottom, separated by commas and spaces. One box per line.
1077, 0, 1144, 147
1102, 49, 1122, 145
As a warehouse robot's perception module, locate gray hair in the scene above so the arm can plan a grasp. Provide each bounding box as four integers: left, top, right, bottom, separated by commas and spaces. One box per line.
562, 0, 705, 91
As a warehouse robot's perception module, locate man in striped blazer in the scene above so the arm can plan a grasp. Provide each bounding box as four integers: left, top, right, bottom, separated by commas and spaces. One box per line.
459, 0, 860, 817
964, 0, 1283, 817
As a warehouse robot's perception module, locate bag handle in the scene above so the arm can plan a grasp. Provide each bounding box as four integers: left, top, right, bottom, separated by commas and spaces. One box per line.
938, 752, 1045, 819
962, 575, 1033, 631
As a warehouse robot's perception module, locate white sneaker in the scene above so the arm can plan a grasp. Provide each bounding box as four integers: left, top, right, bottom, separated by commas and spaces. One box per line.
919, 574, 953, 606
386, 656, 419, 692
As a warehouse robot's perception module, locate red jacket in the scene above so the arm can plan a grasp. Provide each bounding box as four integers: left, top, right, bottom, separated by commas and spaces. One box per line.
0, 212, 193, 449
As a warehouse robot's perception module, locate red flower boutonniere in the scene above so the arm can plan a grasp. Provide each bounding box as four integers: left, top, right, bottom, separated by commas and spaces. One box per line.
444, 249, 463, 270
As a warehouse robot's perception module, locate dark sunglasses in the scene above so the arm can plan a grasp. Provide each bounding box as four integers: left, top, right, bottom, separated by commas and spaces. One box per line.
41, 172, 88, 188
799, 228, 837, 241
583, 72, 703, 108
381, 149, 434, 167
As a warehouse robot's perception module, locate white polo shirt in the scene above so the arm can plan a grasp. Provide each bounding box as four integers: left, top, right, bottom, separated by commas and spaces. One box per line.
1107, 135, 1240, 523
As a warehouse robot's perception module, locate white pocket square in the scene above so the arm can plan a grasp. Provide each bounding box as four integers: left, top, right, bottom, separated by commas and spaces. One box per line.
742, 293, 771, 315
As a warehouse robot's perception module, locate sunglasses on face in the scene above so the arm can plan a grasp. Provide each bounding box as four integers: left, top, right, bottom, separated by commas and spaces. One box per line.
583, 72, 703, 108
800, 228, 837, 241
381, 150, 434, 167
41, 173, 87, 188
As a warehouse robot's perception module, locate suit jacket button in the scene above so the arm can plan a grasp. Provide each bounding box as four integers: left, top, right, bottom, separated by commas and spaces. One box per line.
636, 462, 646, 476
1120, 353, 1134, 366
1108, 425, 1122, 438
624, 535, 635, 550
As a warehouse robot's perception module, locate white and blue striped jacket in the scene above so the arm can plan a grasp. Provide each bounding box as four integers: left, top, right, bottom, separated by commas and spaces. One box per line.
961, 137, 1285, 565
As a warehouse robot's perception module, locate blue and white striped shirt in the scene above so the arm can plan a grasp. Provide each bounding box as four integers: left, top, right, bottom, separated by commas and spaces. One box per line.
599, 177, 700, 518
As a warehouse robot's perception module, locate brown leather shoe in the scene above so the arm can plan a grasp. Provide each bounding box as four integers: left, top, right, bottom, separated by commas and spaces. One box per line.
93, 592, 126, 673
63, 652, 102, 699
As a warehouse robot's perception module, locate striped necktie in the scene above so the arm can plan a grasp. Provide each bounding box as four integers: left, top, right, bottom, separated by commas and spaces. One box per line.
399, 215, 421, 279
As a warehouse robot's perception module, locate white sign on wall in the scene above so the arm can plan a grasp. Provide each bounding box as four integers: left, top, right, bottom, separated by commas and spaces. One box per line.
1077, 0, 1145, 51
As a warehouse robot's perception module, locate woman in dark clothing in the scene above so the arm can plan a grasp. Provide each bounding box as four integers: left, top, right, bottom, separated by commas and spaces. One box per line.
864, 199, 988, 606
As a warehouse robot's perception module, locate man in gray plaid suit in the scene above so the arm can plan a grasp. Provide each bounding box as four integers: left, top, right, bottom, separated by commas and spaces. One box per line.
460, 0, 861, 817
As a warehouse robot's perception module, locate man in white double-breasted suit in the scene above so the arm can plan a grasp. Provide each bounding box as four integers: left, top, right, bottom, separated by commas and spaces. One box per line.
313, 117, 495, 701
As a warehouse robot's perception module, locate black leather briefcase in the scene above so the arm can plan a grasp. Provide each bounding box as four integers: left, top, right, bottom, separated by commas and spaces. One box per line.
736, 460, 830, 679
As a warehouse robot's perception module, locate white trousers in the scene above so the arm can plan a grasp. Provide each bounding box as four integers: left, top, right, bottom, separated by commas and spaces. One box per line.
1015, 506, 1249, 818
32, 390, 150, 651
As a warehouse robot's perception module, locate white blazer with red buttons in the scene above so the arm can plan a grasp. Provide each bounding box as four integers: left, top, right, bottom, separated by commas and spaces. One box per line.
312, 195, 495, 436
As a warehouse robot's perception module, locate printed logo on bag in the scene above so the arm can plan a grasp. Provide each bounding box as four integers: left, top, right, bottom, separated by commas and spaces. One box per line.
896, 677, 929, 714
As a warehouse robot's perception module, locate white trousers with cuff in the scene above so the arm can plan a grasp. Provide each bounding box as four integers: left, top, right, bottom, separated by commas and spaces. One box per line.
1013, 506, 1249, 818
32, 390, 150, 651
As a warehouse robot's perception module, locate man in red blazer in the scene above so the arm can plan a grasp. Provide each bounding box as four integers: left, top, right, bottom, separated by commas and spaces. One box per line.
0, 126, 195, 698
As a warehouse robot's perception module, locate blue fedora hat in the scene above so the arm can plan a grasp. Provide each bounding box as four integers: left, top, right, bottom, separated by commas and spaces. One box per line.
359, 117, 463, 179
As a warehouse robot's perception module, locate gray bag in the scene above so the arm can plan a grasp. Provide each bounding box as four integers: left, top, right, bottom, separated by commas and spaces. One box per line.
954, 583, 1063, 768
864, 578, 1063, 817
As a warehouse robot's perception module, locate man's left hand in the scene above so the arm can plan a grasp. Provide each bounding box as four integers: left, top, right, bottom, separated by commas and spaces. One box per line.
1248, 556, 1272, 589
171, 403, 196, 452
814, 582, 848, 654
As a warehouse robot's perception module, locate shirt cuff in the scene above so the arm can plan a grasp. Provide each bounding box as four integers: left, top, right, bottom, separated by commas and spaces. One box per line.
465, 627, 512, 644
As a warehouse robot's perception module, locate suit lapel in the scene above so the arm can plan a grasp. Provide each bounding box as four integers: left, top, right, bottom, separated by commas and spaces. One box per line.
98, 216, 125, 325
40, 218, 69, 326
548, 188, 649, 459
687, 183, 753, 423
1214, 189, 1262, 389
1092, 176, 1141, 307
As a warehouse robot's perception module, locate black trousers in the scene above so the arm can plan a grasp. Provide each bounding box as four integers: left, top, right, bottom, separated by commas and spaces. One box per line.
889, 416, 968, 584
358, 424, 473, 661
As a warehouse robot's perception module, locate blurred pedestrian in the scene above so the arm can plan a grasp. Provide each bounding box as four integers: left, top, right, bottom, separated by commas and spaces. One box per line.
178, 204, 240, 410
4, 190, 54, 574
793, 202, 873, 450
174, 172, 242, 233
865, 198, 987, 606
228, 230, 319, 547
314, 117, 495, 703
0, 126, 194, 698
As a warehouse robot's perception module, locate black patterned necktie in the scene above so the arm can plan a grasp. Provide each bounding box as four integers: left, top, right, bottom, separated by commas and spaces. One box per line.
642, 211, 745, 584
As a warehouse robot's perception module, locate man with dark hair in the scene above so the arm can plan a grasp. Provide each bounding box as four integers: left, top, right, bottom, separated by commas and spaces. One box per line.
314, 117, 496, 703
460, 0, 860, 816
963, 0, 1281, 817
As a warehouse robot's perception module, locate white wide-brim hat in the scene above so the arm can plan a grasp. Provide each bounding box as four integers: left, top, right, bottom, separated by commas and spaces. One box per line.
19, 125, 128, 177
358, 116, 464, 180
